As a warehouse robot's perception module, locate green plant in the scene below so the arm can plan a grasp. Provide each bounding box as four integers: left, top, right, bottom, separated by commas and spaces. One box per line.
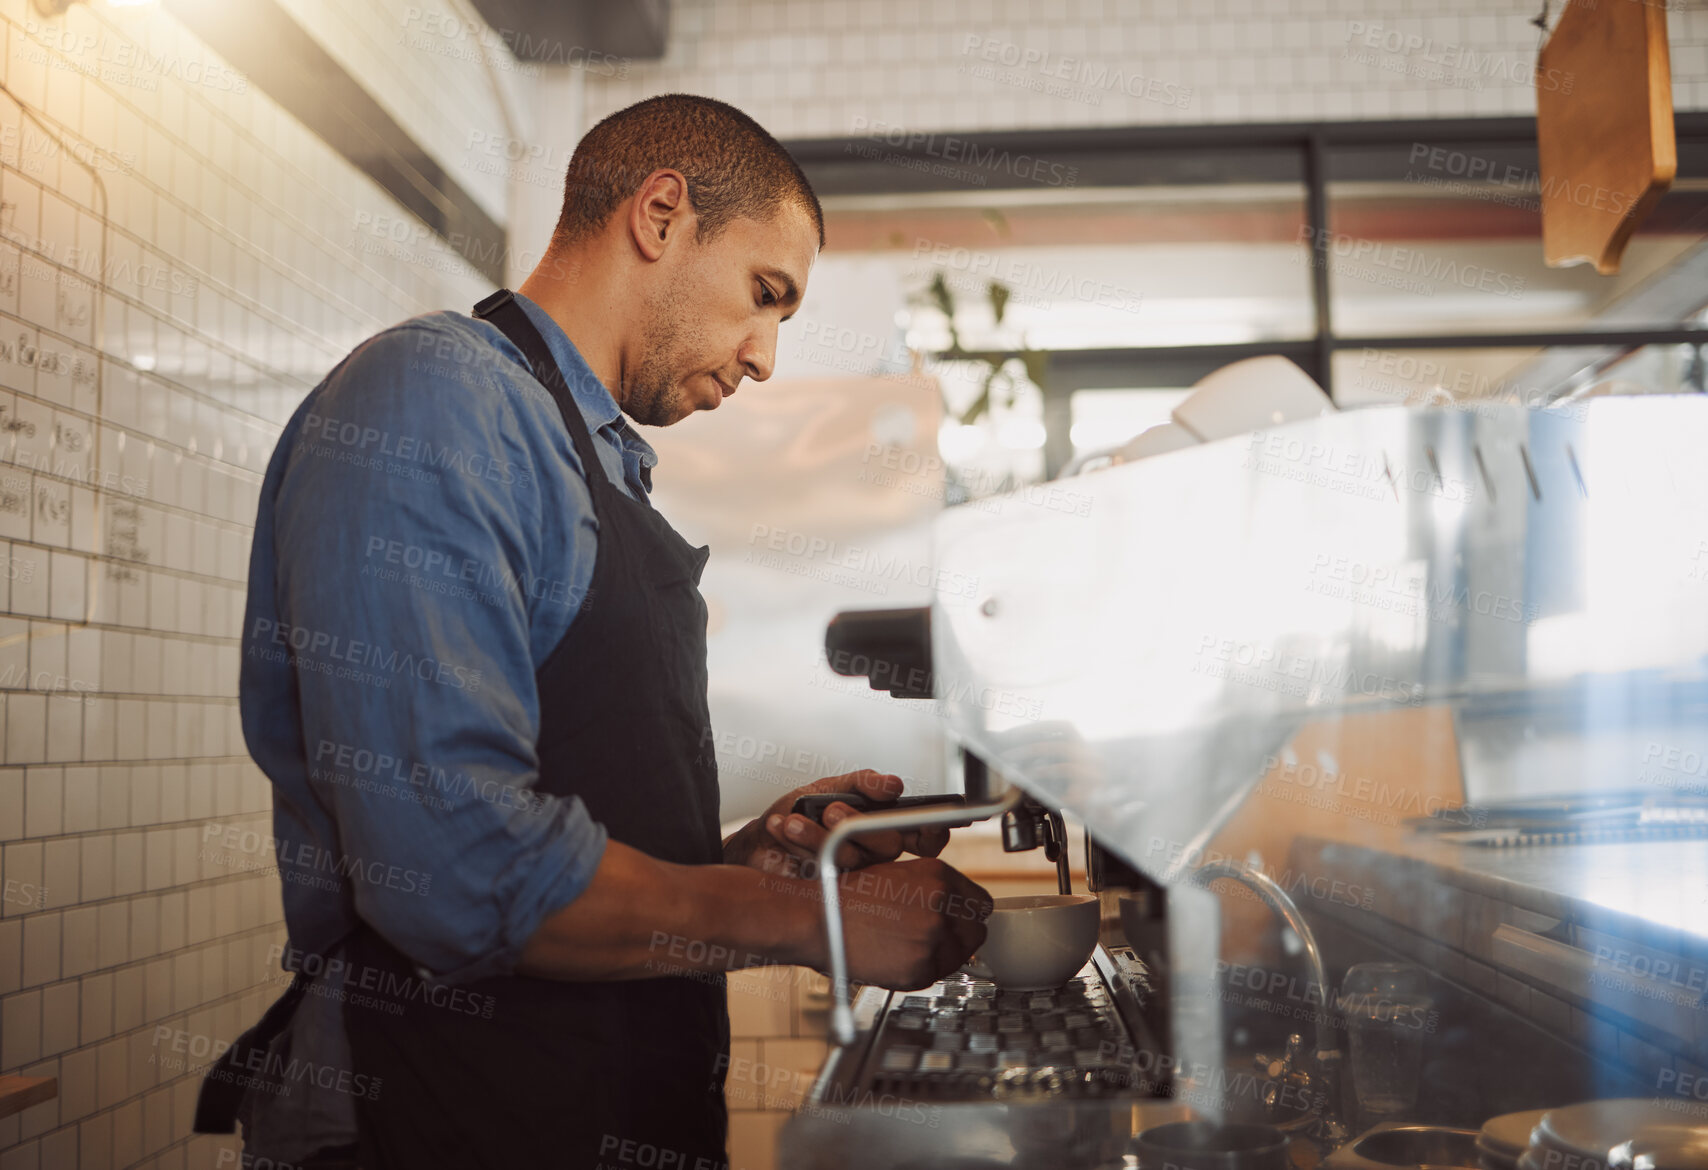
913, 269, 1050, 426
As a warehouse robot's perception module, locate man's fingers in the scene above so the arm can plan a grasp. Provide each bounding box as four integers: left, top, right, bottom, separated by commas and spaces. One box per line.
902, 826, 951, 858
850, 770, 904, 800
822, 803, 904, 861
954, 916, 988, 960
770, 804, 907, 866
932, 916, 986, 983
767, 810, 877, 869
763, 814, 826, 867
766, 771, 943, 870
940, 893, 988, 975
802, 769, 902, 799
951, 873, 995, 922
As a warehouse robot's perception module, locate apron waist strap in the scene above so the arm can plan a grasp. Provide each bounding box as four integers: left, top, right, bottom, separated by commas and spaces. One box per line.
192, 969, 313, 1133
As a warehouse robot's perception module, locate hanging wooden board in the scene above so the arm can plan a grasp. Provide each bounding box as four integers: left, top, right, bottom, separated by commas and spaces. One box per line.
1536, 0, 1676, 274
0, 1076, 56, 1120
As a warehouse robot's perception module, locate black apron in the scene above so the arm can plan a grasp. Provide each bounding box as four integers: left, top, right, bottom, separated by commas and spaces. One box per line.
339, 290, 730, 1168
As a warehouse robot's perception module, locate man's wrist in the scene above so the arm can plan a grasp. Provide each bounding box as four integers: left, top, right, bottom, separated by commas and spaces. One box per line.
768, 870, 827, 970
702, 864, 825, 970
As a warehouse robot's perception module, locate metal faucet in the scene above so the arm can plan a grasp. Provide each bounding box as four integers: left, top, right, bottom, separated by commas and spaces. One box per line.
1190, 860, 1349, 1148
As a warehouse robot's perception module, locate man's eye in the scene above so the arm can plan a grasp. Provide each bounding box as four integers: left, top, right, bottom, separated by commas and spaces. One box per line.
758, 283, 776, 306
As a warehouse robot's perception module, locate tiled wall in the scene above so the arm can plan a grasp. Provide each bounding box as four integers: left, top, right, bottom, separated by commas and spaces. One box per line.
723, 965, 832, 1170
0, 0, 488, 1164
585, 0, 1708, 137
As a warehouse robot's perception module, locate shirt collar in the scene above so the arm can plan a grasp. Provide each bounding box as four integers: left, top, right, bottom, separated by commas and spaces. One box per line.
511, 290, 659, 472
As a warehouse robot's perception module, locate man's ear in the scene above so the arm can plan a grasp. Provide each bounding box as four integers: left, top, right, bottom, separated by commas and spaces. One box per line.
629, 169, 690, 262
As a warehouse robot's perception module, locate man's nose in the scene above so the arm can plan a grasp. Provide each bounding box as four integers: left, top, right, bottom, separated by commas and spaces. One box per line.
740, 324, 777, 383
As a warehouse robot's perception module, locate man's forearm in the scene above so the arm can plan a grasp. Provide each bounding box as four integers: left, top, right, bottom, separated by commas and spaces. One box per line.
516, 838, 826, 981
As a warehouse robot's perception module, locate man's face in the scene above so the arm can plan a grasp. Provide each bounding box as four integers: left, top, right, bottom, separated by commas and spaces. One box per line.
625, 203, 817, 427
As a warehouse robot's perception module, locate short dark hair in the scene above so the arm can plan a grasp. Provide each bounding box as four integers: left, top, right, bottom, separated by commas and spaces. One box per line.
552, 94, 824, 250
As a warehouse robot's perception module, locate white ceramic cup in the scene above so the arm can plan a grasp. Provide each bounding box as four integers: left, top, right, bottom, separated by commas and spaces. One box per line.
973, 894, 1100, 990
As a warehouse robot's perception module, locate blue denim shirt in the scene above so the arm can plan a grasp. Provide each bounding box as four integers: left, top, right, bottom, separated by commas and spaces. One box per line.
242, 292, 656, 984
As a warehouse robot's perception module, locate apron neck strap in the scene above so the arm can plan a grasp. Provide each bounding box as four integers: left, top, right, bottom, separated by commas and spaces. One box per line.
474, 289, 613, 495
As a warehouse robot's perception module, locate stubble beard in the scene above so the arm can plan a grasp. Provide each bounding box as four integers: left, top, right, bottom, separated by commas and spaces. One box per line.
624, 286, 699, 427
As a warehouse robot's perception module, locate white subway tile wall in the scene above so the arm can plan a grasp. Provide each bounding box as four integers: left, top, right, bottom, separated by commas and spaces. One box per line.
0, 0, 488, 1165
584, 0, 1708, 137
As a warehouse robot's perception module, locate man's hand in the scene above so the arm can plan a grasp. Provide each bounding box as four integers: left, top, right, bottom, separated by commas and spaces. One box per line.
517, 840, 987, 987
722, 770, 952, 876
818, 857, 992, 990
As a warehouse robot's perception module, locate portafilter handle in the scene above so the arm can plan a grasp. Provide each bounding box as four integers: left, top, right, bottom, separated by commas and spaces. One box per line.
816, 785, 1024, 1047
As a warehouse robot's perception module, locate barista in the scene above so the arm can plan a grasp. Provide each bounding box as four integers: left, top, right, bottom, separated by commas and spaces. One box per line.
211, 94, 991, 1169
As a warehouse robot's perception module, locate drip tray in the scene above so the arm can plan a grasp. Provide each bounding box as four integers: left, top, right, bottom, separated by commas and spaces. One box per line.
857, 965, 1139, 1101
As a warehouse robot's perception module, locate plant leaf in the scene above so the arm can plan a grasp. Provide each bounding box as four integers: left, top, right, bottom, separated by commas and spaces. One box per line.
961, 367, 1000, 425
928, 271, 962, 354
1019, 348, 1049, 393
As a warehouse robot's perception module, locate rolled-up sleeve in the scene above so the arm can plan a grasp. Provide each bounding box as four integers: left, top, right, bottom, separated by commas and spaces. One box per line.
268, 324, 606, 984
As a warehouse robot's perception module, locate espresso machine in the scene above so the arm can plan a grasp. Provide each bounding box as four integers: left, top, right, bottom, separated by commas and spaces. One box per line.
779, 396, 1708, 1169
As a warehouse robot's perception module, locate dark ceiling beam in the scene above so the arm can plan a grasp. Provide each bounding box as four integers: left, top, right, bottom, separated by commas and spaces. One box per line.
165, 0, 508, 285
461, 0, 670, 60
1050, 340, 1326, 393
1048, 329, 1708, 395
785, 113, 1708, 197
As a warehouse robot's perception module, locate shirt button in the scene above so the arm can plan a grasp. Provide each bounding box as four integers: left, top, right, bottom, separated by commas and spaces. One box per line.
415, 965, 432, 980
